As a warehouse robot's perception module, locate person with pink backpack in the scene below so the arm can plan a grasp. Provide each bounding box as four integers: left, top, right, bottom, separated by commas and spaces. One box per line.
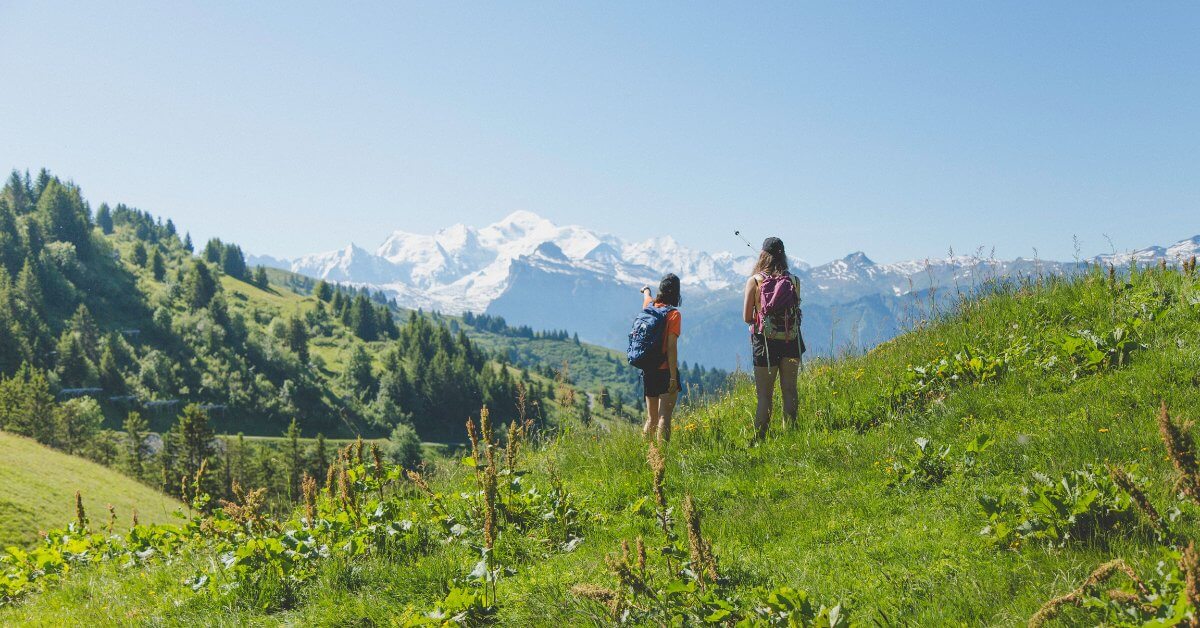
742, 237, 805, 440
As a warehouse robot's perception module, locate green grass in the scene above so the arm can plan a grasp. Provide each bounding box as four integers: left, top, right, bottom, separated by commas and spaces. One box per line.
0, 432, 183, 549
4, 266, 1199, 625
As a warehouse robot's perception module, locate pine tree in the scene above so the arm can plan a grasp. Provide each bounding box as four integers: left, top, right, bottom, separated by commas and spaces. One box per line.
311, 433, 328, 481
54, 397, 103, 455
342, 345, 377, 401
315, 280, 333, 302
253, 265, 269, 289
95, 203, 113, 234
36, 179, 92, 255
150, 248, 166, 280
220, 243, 247, 279
69, 304, 101, 361
285, 418, 302, 500
184, 260, 217, 310
120, 411, 149, 478
55, 330, 93, 387
97, 341, 125, 393
172, 403, 216, 488
15, 258, 44, 315
350, 295, 378, 341
164, 218, 176, 236
131, 241, 148, 266
203, 238, 223, 264
183, 232, 194, 253
286, 315, 310, 363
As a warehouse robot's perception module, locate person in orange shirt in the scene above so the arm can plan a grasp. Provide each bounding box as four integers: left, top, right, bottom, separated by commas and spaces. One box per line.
639, 274, 682, 443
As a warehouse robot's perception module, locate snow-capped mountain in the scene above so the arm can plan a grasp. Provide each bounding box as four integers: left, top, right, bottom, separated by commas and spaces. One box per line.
251, 217, 1199, 369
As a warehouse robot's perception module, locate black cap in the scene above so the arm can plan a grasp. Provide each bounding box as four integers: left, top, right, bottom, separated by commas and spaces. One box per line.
762, 237, 785, 255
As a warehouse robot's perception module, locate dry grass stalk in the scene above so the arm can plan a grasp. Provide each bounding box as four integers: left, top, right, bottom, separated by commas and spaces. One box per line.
74, 490, 87, 529
1106, 464, 1165, 533
371, 443, 384, 478
466, 417, 480, 463
682, 495, 718, 584
131, 508, 139, 528
571, 583, 623, 618
339, 467, 358, 517
482, 464, 498, 550
1157, 401, 1200, 502
505, 419, 521, 470
325, 463, 338, 498
106, 504, 116, 534
647, 444, 670, 540
354, 436, 365, 466
606, 545, 656, 600
219, 482, 270, 531
636, 536, 647, 580
1183, 542, 1200, 614
301, 473, 318, 525
1028, 559, 1148, 627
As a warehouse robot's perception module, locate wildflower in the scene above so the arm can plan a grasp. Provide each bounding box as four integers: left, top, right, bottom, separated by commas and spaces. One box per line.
1098, 428, 1110, 434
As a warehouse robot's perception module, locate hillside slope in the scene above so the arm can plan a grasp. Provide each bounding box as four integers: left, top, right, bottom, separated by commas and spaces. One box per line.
0, 432, 182, 548
3, 262, 1199, 624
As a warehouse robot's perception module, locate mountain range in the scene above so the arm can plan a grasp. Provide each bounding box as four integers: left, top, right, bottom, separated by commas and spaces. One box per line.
250, 214, 1200, 369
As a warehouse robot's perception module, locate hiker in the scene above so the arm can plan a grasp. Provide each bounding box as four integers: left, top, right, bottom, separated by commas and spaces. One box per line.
743, 237, 805, 440
627, 274, 682, 443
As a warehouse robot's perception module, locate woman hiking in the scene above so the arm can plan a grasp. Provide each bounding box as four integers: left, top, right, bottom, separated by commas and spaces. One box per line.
743, 237, 804, 440
639, 274, 682, 443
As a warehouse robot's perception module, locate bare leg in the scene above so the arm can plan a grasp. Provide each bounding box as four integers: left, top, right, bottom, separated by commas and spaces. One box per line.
657, 391, 679, 442
778, 358, 800, 428
753, 365, 779, 439
643, 396, 660, 438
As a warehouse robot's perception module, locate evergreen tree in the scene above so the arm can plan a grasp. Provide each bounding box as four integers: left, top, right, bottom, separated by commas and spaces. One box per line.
315, 280, 333, 302
171, 403, 217, 490
55, 330, 93, 387
3, 170, 32, 214
69, 303, 100, 360
54, 397, 103, 455
131, 241, 148, 266
96, 203, 113, 234
285, 418, 302, 500
184, 260, 217, 310
150, 248, 166, 280
220, 243, 247, 279
311, 433, 328, 481
286, 315, 310, 363
97, 341, 125, 393
164, 218, 176, 236
203, 238, 223, 264
15, 258, 44, 315
36, 179, 92, 256
121, 411, 149, 478
0, 365, 57, 443
252, 265, 269, 289
350, 295, 378, 341
183, 232, 194, 253
342, 345, 377, 401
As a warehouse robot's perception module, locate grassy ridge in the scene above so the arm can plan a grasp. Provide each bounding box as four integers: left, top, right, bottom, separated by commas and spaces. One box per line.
0, 432, 182, 548
3, 265, 1199, 624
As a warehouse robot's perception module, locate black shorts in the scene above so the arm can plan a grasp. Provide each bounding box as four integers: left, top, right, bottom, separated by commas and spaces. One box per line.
642, 368, 672, 397
751, 333, 803, 367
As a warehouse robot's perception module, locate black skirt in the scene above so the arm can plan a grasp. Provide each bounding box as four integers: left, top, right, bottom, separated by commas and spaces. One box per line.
750, 332, 804, 367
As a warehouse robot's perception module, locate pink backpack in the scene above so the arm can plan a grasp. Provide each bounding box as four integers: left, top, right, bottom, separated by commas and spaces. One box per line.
756, 273, 801, 341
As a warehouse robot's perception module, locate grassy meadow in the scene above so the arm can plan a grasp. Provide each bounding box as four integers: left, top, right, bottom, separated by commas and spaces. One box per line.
0, 432, 183, 549
2, 262, 1199, 625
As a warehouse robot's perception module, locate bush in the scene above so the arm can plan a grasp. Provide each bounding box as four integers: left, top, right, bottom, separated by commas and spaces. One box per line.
384, 422, 422, 469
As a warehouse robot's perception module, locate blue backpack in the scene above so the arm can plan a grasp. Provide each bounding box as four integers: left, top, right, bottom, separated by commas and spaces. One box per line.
627, 303, 675, 370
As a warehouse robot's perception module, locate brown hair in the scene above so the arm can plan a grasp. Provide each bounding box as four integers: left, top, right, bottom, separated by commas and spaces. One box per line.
751, 249, 788, 276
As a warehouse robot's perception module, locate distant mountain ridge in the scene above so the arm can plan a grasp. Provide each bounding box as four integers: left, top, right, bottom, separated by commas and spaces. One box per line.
250, 216, 1199, 369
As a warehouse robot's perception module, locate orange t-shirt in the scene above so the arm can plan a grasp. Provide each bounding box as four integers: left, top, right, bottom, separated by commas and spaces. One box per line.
643, 295, 681, 371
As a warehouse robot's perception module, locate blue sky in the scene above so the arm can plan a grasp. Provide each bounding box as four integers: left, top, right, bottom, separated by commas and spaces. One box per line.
1, 2, 1196, 264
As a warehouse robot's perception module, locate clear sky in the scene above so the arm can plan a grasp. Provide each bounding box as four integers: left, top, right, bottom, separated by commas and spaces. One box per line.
1, 2, 1196, 264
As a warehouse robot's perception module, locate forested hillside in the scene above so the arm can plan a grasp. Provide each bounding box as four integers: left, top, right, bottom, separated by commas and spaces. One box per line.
0, 169, 685, 515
